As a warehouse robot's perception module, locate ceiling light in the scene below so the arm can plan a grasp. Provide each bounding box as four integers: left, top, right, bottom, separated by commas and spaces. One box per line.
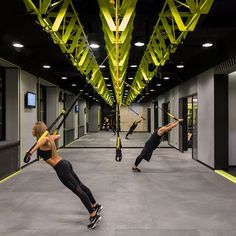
61, 76, 67, 80
163, 77, 170, 80
104, 77, 109, 80
156, 83, 161, 86
85, 93, 88, 95
80, 89, 83, 92
89, 95, 92, 98
107, 84, 111, 86
202, 42, 213, 48
128, 77, 133, 80
134, 42, 145, 47
71, 84, 76, 87
130, 65, 137, 68
90, 43, 100, 49
13, 42, 24, 48
177, 64, 184, 68
193, 98, 198, 102
43, 65, 51, 69
99, 65, 106, 68
150, 89, 154, 91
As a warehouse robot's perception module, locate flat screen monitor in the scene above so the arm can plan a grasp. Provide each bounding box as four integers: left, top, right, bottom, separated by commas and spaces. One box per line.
25, 92, 36, 108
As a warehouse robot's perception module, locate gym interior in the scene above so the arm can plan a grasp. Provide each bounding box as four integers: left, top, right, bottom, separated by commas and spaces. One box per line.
0, 0, 236, 235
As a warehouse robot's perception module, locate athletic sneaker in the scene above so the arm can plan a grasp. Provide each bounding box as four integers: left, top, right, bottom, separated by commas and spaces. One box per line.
87, 214, 101, 229
94, 204, 103, 214
132, 167, 141, 172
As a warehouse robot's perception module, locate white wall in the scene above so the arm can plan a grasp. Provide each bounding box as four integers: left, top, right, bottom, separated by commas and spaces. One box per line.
88, 104, 100, 132
228, 71, 236, 165
169, 87, 180, 148
156, 68, 215, 167
79, 100, 87, 134
5, 68, 19, 141
20, 70, 38, 165
197, 69, 215, 167
120, 103, 147, 131
74, 101, 79, 139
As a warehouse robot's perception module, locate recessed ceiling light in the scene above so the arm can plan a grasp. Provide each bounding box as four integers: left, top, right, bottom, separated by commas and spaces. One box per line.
13, 43, 24, 48
177, 64, 184, 68
156, 83, 161, 86
43, 65, 51, 69
89, 95, 92, 98
163, 77, 170, 80
134, 42, 145, 47
130, 65, 138, 68
202, 42, 213, 48
99, 65, 106, 68
107, 84, 111, 86
128, 77, 133, 80
104, 77, 109, 80
80, 89, 83, 92
150, 89, 154, 91
90, 43, 100, 49
61, 76, 67, 80
85, 93, 88, 95
146, 92, 149, 95
72, 84, 76, 87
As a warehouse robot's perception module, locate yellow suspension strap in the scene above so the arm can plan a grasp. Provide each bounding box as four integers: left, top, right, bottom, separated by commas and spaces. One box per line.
122, 103, 146, 120
114, 0, 122, 162
156, 105, 180, 121
115, 103, 122, 162
23, 110, 66, 163
23, 83, 89, 163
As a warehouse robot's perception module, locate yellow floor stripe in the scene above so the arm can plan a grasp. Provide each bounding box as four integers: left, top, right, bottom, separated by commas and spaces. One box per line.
215, 170, 236, 184
0, 170, 21, 184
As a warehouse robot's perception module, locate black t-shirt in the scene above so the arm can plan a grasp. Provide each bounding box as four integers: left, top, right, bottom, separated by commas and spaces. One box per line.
145, 131, 163, 150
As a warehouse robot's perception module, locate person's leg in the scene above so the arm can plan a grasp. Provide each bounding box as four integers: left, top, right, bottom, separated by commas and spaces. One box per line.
55, 161, 95, 214
69, 161, 103, 213
125, 130, 131, 139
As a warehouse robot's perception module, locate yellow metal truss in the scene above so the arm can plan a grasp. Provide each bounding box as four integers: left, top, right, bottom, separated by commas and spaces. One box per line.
23, 0, 113, 106
126, 0, 214, 105
98, 0, 137, 104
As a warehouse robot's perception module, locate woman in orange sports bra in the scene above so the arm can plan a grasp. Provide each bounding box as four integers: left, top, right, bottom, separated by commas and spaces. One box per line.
28, 121, 102, 229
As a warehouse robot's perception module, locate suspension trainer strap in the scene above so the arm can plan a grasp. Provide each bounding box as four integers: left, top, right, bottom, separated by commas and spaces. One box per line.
156, 105, 179, 121
53, 83, 89, 134
122, 103, 146, 120
24, 110, 66, 163
115, 103, 122, 162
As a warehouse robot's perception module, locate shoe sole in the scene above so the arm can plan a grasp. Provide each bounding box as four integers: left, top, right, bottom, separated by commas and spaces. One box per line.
88, 216, 102, 229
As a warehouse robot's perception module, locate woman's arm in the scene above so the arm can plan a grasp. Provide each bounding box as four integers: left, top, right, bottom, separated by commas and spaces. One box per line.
29, 137, 49, 155
51, 134, 61, 141
157, 119, 183, 136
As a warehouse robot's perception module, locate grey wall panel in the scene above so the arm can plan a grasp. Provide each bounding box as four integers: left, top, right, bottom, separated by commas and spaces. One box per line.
79, 100, 86, 135
5, 68, 19, 141
46, 87, 58, 126
229, 71, 236, 165
20, 70, 38, 165
169, 87, 179, 148
197, 69, 215, 168
179, 77, 197, 98
88, 104, 99, 132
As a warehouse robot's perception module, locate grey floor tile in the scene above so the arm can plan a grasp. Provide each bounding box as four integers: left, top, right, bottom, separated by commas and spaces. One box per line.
1, 132, 236, 235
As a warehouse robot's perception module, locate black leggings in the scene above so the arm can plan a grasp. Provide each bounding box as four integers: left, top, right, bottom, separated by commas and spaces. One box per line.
54, 159, 96, 214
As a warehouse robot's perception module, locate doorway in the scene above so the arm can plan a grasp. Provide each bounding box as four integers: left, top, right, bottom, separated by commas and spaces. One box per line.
179, 95, 198, 159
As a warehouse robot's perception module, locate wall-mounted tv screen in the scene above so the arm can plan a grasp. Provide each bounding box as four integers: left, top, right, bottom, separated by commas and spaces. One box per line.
25, 92, 36, 108
75, 105, 79, 113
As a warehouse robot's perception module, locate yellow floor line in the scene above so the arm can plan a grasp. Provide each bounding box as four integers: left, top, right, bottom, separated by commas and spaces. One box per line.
215, 170, 236, 184
0, 170, 21, 184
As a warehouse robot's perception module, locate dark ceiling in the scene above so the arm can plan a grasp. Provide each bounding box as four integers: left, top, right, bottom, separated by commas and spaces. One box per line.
1, 0, 236, 105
